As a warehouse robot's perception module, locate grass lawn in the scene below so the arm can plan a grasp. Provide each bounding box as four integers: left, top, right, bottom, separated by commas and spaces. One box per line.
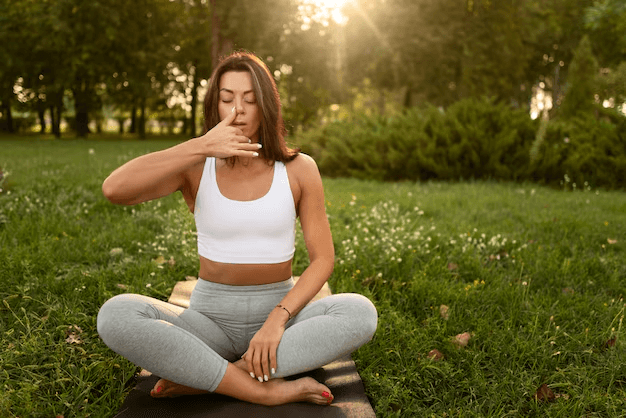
1, 136, 625, 417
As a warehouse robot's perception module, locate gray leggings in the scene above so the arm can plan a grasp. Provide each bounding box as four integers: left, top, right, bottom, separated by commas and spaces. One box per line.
97, 277, 377, 392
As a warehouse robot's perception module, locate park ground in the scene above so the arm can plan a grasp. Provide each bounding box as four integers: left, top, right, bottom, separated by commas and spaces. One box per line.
1, 137, 625, 417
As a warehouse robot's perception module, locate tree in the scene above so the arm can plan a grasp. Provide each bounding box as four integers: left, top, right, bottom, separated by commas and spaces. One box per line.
342, 0, 531, 107
559, 35, 599, 118
0, 0, 29, 133
585, 0, 626, 68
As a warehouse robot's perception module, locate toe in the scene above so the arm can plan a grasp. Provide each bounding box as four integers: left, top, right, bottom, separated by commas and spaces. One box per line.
150, 383, 166, 398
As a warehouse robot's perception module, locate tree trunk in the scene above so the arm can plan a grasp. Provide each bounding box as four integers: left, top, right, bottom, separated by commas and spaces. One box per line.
138, 97, 146, 139
211, 0, 220, 68
50, 105, 60, 138
130, 104, 137, 133
117, 118, 125, 134
2, 102, 14, 133
38, 102, 47, 133
73, 89, 90, 138
189, 64, 198, 137
49, 88, 63, 138
75, 110, 89, 137
210, 0, 233, 67
403, 86, 413, 108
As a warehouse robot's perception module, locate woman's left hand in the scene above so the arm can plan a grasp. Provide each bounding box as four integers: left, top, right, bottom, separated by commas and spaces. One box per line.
243, 319, 285, 382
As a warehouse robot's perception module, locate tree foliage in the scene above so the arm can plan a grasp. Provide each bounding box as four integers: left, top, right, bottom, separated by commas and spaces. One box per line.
559, 35, 599, 118
1, 0, 624, 136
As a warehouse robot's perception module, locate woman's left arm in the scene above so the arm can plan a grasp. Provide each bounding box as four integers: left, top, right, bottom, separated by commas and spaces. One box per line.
244, 154, 334, 382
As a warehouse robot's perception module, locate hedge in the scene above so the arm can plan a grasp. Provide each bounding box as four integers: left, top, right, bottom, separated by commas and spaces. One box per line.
294, 97, 626, 189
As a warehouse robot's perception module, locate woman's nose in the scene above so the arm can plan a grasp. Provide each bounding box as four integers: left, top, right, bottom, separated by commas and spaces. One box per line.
235, 101, 245, 114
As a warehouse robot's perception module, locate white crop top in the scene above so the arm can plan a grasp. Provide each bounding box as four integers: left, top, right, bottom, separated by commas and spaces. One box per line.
194, 157, 296, 264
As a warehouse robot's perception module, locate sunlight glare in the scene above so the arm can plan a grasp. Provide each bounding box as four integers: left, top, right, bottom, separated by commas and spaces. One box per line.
300, 0, 350, 25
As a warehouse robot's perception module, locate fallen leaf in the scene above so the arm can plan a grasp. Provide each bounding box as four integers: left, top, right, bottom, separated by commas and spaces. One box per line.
452, 332, 471, 348
153, 255, 166, 265
116, 284, 128, 289
447, 263, 458, 271
427, 349, 444, 361
562, 287, 575, 296
534, 383, 555, 402
65, 325, 83, 344
109, 248, 123, 257
439, 304, 450, 320
65, 333, 82, 344
607, 239, 617, 245
604, 337, 616, 350
185, 276, 197, 281
167, 257, 176, 267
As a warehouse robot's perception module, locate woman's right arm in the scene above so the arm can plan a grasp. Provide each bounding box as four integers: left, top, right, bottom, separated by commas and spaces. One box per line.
102, 108, 259, 205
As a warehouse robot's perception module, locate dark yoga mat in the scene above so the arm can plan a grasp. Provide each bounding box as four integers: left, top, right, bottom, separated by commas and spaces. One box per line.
114, 279, 376, 417
114, 355, 375, 418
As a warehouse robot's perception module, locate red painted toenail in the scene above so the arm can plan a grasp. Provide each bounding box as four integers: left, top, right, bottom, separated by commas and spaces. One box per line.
156, 386, 162, 393
322, 391, 330, 398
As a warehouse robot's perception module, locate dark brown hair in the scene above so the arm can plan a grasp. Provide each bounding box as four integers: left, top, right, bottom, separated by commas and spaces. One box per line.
203, 51, 299, 164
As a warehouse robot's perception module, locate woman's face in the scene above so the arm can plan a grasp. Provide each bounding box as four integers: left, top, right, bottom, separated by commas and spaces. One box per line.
218, 71, 261, 142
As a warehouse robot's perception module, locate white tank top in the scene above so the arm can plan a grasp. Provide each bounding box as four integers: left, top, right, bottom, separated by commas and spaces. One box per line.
194, 157, 296, 264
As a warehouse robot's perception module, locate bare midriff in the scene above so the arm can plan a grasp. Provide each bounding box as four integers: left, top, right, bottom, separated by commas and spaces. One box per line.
198, 255, 293, 285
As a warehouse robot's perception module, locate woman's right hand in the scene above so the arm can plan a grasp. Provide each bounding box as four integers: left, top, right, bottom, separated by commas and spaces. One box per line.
199, 107, 261, 159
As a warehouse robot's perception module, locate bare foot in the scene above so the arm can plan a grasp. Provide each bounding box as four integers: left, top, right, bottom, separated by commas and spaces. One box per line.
232, 359, 334, 405
150, 361, 250, 399
263, 377, 334, 406
151, 361, 334, 406
150, 378, 208, 398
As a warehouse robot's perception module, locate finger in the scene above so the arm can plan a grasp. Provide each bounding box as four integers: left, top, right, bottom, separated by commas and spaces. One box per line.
218, 106, 237, 127
223, 126, 245, 137
230, 133, 249, 142
261, 349, 270, 382
239, 150, 260, 158
230, 148, 261, 158
269, 346, 277, 377
238, 143, 262, 151
253, 350, 264, 383
244, 351, 256, 380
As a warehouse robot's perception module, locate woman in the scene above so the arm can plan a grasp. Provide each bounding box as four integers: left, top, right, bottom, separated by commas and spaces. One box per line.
97, 51, 377, 407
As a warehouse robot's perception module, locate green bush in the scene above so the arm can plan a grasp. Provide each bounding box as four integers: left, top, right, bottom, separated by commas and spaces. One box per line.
424, 98, 537, 181
532, 113, 626, 189
295, 97, 626, 189
296, 97, 538, 182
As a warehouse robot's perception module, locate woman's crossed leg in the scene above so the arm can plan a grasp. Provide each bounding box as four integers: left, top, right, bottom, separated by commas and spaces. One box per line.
97, 292, 376, 405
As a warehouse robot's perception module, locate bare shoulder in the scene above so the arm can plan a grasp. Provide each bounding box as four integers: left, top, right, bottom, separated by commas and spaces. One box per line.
286, 153, 322, 185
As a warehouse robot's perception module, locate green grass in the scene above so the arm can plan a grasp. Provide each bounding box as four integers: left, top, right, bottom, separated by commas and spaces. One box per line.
1, 136, 625, 417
